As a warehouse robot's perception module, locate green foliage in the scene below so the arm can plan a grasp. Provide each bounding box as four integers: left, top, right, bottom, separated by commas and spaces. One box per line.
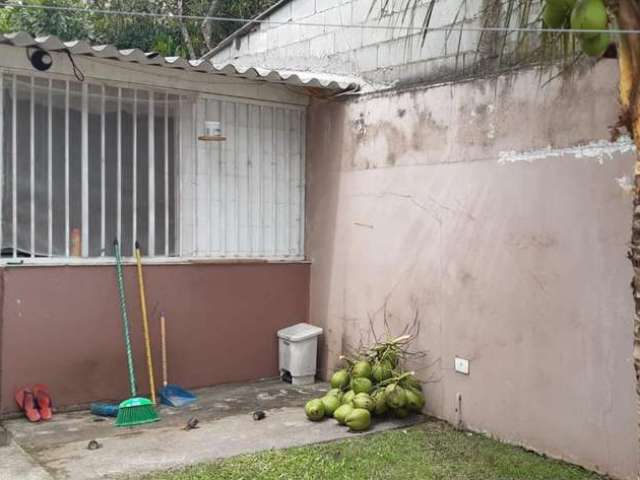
0, 0, 278, 57
0, 0, 91, 39
204, 0, 278, 48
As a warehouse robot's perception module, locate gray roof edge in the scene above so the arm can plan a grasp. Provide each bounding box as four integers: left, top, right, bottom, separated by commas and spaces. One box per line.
200, 0, 293, 61
0, 31, 363, 93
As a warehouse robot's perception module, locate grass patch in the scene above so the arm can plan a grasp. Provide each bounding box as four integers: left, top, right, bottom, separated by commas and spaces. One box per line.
139, 419, 602, 480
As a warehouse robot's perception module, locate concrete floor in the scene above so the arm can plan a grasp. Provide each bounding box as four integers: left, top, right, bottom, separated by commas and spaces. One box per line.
1, 379, 423, 480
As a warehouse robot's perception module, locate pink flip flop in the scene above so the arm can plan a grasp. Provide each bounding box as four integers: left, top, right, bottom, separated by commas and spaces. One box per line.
15, 386, 41, 422
32, 384, 53, 421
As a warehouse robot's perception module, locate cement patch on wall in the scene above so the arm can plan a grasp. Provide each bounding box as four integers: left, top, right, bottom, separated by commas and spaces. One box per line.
0, 263, 309, 414
306, 61, 638, 479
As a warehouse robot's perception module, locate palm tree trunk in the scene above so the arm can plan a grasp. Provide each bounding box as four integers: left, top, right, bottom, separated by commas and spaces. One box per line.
616, 2, 640, 476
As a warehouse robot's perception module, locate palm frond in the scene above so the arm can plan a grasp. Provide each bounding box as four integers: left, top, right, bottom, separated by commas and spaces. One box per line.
369, 0, 582, 84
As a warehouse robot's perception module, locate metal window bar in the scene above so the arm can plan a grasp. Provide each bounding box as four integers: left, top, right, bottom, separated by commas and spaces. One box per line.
195, 96, 206, 256
164, 92, 169, 257
259, 106, 265, 256
29, 77, 35, 257
12, 75, 17, 258
220, 101, 226, 257
284, 110, 291, 257
227, 102, 237, 256
47, 79, 53, 256
290, 109, 301, 257
176, 97, 183, 256
64, 81, 70, 257
272, 107, 277, 256
209, 100, 219, 256
288, 110, 295, 256
299, 110, 306, 258
100, 85, 106, 256
132, 89, 137, 252
81, 83, 89, 257
192, 97, 198, 256
116, 87, 122, 247
235, 102, 240, 257
246, 104, 253, 257
204, 99, 218, 255
148, 93, 155, 256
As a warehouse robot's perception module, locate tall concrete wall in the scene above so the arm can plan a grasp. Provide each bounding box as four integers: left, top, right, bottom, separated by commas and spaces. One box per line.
210, 0, 494, 84
305, 60, 638, 479
0, 263, 309, 414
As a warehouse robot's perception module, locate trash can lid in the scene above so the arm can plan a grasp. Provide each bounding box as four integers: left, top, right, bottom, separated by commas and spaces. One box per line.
277, 322, 323, 342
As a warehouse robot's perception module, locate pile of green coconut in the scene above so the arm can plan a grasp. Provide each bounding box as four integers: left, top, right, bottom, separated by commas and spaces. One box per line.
304, 335, 425, 432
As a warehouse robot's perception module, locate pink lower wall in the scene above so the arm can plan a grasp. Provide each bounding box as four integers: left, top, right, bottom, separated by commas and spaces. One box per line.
306, 61, 638, 479
0, 262, 309, 414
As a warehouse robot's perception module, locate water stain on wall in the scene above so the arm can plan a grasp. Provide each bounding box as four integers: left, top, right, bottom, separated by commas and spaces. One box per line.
347, 105, 448, 169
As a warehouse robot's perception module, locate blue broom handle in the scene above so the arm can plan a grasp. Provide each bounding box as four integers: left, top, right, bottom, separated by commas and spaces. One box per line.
114, 239, 137, 397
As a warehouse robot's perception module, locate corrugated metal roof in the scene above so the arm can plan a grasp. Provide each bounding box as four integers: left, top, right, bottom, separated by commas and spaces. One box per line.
0, 31, 361, 92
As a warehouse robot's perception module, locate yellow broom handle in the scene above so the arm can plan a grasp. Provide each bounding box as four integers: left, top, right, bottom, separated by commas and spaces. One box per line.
135, 244, 156, 404
160, 313, 168, 388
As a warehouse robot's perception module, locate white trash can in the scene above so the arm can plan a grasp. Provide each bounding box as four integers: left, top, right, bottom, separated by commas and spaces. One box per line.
277, 323, 323, 385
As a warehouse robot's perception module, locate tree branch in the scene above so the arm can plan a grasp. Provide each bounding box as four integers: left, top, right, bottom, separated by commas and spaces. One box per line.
177, 0, 196, 60
201, 0, 219, 51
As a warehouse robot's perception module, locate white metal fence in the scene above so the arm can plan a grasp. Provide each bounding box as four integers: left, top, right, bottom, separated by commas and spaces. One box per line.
179, 96, 306, 260
0, 73, 180, 259
0, 71, 306, 262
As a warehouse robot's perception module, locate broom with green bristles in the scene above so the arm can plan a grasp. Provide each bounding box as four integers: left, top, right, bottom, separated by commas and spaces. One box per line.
113, 239, 159, 427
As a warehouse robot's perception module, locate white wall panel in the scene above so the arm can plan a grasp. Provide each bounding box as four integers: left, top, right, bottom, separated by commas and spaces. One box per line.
181, 96, 305, 259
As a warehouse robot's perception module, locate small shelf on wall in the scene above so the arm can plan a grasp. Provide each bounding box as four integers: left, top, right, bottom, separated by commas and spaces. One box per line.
198, 134, 227, 142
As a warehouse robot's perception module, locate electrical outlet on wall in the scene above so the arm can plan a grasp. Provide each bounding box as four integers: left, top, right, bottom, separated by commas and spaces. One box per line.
454, 356, 470, 375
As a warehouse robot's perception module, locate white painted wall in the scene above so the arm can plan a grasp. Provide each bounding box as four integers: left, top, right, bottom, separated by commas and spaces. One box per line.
210, 0, 518, 84
305, 61, 638, 479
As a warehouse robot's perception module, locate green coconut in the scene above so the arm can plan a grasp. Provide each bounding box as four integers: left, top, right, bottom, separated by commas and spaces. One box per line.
352, 393, 375, 412
351, 360, 372, 379
330, 369, 350, 389
385, 384, 407, 410
393, 407, 410, 419
333, 403, 355, 425
351, 377, 373, 394
542, 0, 575, 28
321, 395, 341, 416
579, 32, 610, 57
403, 375, 423, 392
342, 390, 356, 405
570, 0, 608, 38
345, 408, 371, 431
326, 388, 344, 402
405, 388, 425, 412
372, 389, 389, 416
305, 399, 325, 421
372, 361, 393, 383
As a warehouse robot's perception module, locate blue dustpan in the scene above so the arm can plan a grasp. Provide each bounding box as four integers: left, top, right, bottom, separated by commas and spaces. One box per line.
159, 384, 197, 407
159, 314, 197, 407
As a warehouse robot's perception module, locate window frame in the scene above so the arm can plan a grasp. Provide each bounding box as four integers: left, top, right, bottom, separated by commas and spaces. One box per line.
0, 68, 308, 266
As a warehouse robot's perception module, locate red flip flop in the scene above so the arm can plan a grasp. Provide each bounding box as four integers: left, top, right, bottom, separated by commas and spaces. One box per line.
32, 384, 53, 421
15, 387, 41, 422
